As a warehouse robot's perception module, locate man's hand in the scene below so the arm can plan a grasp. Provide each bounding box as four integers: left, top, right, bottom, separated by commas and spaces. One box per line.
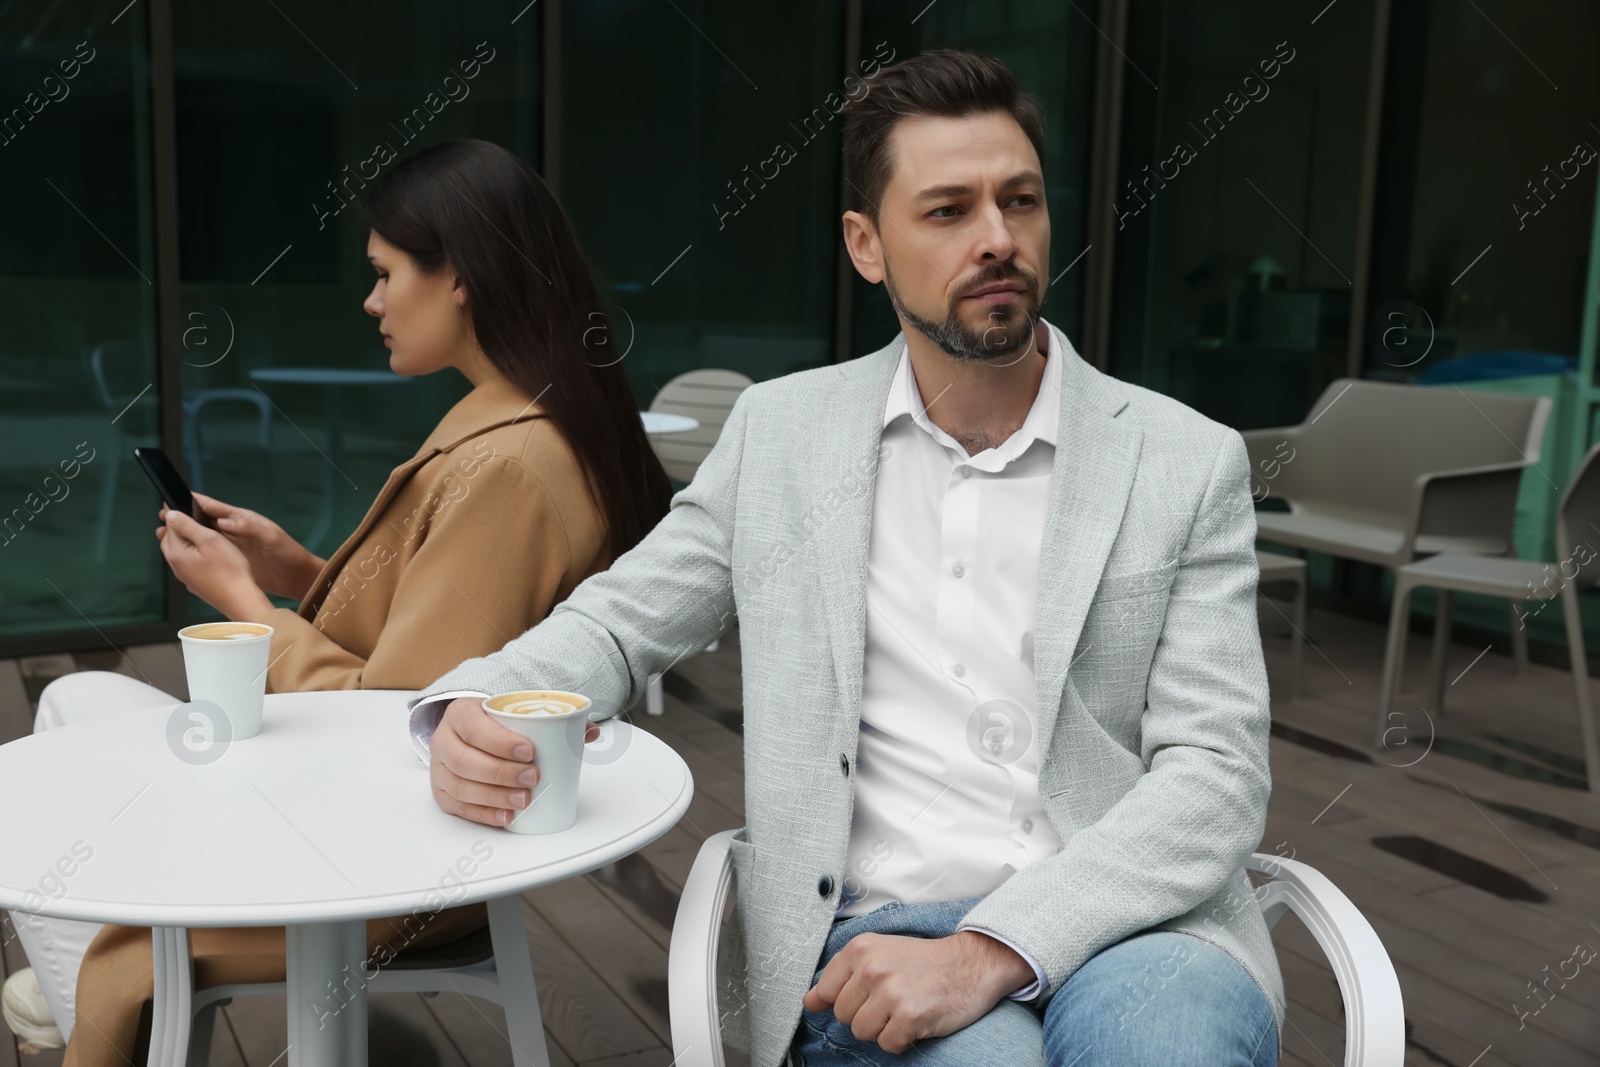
430, 696, 602, 827
800, 930, 1034, 1054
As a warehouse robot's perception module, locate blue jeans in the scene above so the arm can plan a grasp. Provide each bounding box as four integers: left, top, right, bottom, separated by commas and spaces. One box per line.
789, 896, 1278, 1067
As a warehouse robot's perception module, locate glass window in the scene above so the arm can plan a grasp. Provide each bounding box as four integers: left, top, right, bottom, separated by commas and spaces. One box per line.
1108, 0, 1379, 430
560, 0, 846, 401
0, 3, 163, 638
1366, 0, 1600, 379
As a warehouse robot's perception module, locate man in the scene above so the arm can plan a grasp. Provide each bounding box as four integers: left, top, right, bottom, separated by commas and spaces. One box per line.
409, 48, 1282, 1067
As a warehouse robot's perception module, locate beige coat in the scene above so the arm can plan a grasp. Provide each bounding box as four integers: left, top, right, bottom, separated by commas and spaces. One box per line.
65, 374, 614, 1067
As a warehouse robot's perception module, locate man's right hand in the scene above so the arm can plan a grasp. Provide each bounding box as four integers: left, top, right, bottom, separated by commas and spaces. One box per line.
430, 696, 602, 827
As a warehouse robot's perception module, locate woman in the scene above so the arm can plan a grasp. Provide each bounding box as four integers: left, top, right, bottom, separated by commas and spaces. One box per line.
2, 140, 672, 1066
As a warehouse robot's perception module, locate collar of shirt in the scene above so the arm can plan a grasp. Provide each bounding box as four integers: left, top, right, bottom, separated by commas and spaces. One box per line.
881, 318, 1061, 472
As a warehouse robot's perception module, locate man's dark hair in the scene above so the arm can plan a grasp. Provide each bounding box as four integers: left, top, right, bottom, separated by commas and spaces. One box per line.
841, 48, 1046, 228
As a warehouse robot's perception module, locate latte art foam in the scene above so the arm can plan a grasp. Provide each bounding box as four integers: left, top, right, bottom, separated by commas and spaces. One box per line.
485, 689, 590, 719
182, 622, 272, 641
500, 697, 580, 716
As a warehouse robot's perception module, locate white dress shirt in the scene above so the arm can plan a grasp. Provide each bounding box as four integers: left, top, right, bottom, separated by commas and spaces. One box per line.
835, 325, 1064, 1002
408, 324, 1068, 1002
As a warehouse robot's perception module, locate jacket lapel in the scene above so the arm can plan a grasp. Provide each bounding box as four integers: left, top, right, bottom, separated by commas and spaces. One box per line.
811, 336, 905, 719
1032, 325, 1142, 759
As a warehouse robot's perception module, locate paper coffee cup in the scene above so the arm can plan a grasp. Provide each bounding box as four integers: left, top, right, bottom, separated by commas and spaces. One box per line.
483, 690, 592, 834
177, 622, 274, 742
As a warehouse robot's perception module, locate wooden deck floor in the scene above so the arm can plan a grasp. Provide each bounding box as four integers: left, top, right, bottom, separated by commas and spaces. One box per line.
2, 592, 1598, 1066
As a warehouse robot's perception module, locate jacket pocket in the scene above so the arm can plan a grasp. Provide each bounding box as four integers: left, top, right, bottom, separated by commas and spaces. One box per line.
1091, 557, 1179, 603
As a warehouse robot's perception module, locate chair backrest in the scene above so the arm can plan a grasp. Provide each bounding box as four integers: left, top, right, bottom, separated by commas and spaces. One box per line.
1556, 441, 1600, 589
649, 369, 754, 483
85, 340, 152, 412
1287, 378, 1548, 517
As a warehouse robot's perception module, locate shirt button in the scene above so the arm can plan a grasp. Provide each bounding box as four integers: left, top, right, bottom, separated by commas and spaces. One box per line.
1022, 817, 1033, 833
818, 875, 834, 898
839, 753, 850, 776
960, 466, 973, 479
951, 561, 965, 578
952, 663, 966, 677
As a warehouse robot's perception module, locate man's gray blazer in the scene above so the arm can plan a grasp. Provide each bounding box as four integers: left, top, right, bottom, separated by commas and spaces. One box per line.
410, 320, 1285, 1066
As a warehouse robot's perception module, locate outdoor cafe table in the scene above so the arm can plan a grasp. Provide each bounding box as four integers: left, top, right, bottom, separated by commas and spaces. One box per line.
0, 689, 693, 1067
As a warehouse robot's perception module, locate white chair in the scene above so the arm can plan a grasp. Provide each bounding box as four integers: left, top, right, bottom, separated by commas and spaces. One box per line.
667, 830, 1406, 1067
1242, 379, 1548, 720
644, 370, 753, 716
1374, 440, 1600, 789
648, 368, 756, 485
158, 895, 548, 1067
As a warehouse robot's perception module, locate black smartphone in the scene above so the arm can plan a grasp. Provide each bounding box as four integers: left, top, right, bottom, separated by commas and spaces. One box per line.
133, 447, 216, 529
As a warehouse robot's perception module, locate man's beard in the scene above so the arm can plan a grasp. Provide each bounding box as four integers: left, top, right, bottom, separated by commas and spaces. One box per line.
885, 260, 1041, 363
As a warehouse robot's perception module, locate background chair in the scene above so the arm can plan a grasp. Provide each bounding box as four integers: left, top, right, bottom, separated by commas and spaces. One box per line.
644, 369, 753, 716
647, 368, 755, 484
667, 829, 1406, 1067
1242, 378, 1550, 729
1240, 378, 1550, 574
1375, 441, 1600, 789
159, 896, 545, 1067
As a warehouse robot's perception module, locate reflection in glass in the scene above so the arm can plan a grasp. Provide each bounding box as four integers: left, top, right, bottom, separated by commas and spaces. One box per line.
1367, 0, 1600, 383
561, 0, 845, 400
0, 3, 163, 637
1109, 1, 1376, 431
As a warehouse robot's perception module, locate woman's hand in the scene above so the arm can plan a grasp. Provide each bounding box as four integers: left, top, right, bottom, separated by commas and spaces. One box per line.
157, 507, 274, 621
193, 492, 326, 601
429, 697, 602, 827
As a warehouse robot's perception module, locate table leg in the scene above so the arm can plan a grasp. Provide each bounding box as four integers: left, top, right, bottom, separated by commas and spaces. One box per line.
286, 920, 369, 1067
150, 926, 194, 1067
487, 893, 552, 1067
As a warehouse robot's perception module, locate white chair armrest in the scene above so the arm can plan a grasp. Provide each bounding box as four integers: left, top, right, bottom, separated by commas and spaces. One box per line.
669, 828, 738, 1067
1248, 853, 1405, 1067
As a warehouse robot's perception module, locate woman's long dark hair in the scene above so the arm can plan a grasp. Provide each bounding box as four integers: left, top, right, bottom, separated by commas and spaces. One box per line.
362, 139, 672, 560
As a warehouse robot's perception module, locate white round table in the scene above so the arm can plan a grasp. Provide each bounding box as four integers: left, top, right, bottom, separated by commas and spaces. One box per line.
640, 411, 700, 436
0, 690, 692, 1066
